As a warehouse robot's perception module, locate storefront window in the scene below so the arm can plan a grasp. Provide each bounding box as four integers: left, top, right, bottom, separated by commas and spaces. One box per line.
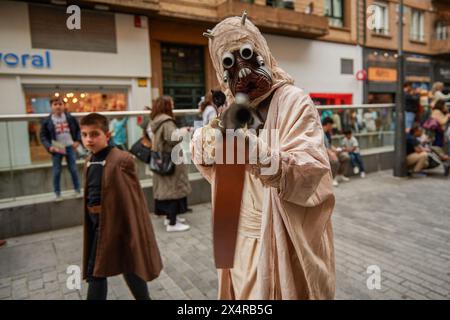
24, 87, 128, 164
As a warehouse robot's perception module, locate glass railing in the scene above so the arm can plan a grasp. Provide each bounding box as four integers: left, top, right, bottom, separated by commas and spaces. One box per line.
0, 110, 199, 202
0, 104, 395, 202
315, 104, 396, 150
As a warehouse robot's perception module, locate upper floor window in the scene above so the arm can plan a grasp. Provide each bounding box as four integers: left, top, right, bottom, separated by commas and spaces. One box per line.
436, 21, 448, 40
266, 0, 295, 10
372, 2, 389, 35
324, 0, 344, 28
410, 9, 425, 42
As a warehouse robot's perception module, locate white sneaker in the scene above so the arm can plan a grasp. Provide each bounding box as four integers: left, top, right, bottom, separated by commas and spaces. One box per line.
333, 179, 339, 187
360, 172, 366, 178
74, 191, 82, 199
353, 166, 360, 175
337, 175, 350, 182
164, 217, 186, 226
54, 195, 63, 202
166, 222, 190, 232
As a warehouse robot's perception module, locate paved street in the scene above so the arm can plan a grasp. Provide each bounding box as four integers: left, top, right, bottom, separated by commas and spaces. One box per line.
0, 170, 449, 300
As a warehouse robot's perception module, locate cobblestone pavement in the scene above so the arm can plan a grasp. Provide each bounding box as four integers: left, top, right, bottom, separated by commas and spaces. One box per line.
0, 170, 449, 300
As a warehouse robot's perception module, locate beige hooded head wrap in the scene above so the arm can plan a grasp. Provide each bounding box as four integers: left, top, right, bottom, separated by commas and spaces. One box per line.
206, 14, 294, 108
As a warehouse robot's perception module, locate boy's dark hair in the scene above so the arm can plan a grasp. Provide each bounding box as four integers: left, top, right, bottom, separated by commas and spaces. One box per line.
80, 113, 109, 133
322, 117, 334, 126
403, 82, 412, 89
212, 89, 226, 108
343, 128, 352, 135
50, 96, 64, 105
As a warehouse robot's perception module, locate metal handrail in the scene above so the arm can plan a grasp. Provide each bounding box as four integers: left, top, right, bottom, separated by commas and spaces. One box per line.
315, 103, 394, 110
0, 104, 396, 122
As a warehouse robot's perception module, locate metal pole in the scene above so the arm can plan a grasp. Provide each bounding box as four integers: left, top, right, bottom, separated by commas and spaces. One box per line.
394, 0, 407, 177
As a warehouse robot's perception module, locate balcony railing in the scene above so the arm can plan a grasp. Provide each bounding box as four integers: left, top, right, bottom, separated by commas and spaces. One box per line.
84, 0, 160, 12
431, 29, 450, 55
217, 0, 329, 38
36, 0, 329, 38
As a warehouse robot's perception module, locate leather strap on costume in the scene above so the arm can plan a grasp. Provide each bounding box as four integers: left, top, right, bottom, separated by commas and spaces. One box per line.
212, 138, 246, 269
87, 205, 101, 214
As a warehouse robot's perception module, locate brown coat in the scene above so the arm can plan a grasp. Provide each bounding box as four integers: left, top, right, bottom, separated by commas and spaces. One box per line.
82, 148, 163, 281
149, 114, 191, 200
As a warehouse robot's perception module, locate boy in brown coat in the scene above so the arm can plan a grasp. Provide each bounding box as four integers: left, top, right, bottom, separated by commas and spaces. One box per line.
80, 113, 162, 300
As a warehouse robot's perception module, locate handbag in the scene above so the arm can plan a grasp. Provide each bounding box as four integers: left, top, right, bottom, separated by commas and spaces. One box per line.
130, 135, 152, 163
148, 118, 176, 176
149, 150, 175, 176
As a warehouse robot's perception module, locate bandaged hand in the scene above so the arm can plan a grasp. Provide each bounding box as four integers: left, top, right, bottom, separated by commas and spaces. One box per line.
191, 118, 221, 166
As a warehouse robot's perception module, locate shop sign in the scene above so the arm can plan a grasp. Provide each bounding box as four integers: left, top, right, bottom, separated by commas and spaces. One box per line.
438, 67, 450, 81
368, 67, 397, 82
0, 51, 51, 69
356, 70, 367, 81
138, 78, 148, 87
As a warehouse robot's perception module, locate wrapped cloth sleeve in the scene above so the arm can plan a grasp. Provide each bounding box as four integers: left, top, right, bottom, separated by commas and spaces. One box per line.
247, 95, 332, 208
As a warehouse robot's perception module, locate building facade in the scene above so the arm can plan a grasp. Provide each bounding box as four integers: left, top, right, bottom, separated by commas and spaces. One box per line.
0, 1, 152, 166
360, 0, 450, 102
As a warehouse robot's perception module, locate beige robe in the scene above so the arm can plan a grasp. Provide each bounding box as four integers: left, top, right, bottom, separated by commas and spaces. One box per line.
192, 84, 336, 299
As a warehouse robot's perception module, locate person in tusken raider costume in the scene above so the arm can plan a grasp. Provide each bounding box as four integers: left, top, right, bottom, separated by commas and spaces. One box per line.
191, 13, 336, 300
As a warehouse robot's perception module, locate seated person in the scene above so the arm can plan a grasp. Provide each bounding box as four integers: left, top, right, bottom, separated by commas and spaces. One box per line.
341, 129, 366, 178
322, 117, 350, 186
406, 126, 429, 176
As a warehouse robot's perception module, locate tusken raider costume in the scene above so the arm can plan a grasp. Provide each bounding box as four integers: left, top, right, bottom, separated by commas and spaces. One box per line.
192, 13, 336, 300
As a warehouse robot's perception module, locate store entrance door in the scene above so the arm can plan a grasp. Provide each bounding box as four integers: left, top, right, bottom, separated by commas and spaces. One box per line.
161, 43, 205, 109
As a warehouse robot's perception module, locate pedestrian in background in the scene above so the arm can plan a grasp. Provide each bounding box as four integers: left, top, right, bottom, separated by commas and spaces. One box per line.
323, 117, 350, 186
341, 128, 366, 178
40, 96, 81, 201
431, 82, 450, 108
109, 115, 128, 151
199, 92, 217, 126
147, 96, 192, 232
404, 82, 420, 132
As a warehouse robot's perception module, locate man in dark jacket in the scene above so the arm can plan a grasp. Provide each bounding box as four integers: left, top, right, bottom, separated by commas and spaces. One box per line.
404, 82, 420, 132
40, 97, 81, 200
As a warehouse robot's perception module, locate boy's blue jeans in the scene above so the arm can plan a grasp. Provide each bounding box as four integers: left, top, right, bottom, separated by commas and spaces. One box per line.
52, 146, 80, 196
349, 152, 365, 172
